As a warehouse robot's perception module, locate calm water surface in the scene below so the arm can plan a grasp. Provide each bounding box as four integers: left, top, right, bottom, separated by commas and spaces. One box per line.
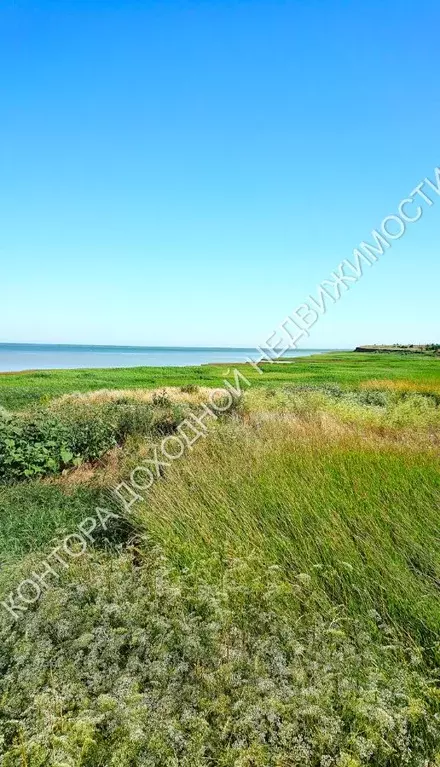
0, 344, 334, 373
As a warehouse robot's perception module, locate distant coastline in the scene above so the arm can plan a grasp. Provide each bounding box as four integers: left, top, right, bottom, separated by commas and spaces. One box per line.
0, 343, 336, 373
355, 344, 440, 355
0, 343, 288, 352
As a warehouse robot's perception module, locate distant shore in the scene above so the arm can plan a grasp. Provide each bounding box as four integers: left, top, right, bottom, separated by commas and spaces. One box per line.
0, 344, 334, 374
355, 344, 440, 355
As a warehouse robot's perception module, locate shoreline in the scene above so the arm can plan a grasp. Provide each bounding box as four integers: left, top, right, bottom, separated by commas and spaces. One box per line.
0, 350, 334, 376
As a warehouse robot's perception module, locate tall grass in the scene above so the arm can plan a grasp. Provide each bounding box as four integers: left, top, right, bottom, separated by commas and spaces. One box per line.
132, 410, 440, 657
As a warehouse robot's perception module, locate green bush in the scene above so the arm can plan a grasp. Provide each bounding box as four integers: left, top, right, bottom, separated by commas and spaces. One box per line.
348, 390, 391, 407
106, 399, 186, 440
149, 403, 186, 435
0, 399, 189, 483
54, 404, 117, 461
0, 411, 85, 481
152, 389, 171, 407
106, 401, 156, 441
0, 406, 116, 482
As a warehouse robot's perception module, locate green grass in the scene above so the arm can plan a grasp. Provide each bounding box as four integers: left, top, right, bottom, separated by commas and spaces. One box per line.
133, 417, 440, 655
0, 354, 439, 765
0, 483, 105, 563
1, 351, 439, 410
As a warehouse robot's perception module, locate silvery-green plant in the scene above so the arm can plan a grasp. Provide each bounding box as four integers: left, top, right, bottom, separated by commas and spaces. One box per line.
0, 549, 438, 766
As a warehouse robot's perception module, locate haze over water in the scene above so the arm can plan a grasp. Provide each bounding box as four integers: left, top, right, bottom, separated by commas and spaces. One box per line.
0, 344, 334, 373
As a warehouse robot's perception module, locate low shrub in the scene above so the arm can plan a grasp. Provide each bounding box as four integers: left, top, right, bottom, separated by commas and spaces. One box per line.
0, 400, 187, 483
287, 383, 345, 399
387, 393, 440, 429
150, 403, 186, 434
55, 404, 117, 461
107, 400, 156, 441
152, 389, 171, 407
347, 389, 391, 407
0, 550, 439, 766
0, 411, 96, 482
107, 399, 186, 439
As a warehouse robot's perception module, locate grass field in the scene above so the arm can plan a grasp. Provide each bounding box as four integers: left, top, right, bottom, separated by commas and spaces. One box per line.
1, 351, 439, 410
0, 352, 439, 766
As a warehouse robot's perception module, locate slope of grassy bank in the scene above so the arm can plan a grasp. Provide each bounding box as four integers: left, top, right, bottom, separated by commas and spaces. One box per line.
0, 355, 439, 765
0, 351, 439, 410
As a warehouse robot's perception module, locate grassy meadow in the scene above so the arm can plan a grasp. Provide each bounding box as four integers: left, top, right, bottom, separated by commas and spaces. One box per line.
1, 351, 440, 410
0, 352, 439, 765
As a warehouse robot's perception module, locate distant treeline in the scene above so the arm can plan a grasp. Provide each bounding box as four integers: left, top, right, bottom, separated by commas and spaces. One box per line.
355, 344, 440, 354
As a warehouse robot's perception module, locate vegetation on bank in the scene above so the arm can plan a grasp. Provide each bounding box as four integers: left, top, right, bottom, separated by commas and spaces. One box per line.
1, 351, 439, 410
0, 353, 439, 765
1, 548, 439, 767
355, 344, 440, 354
0, 396, 187, 482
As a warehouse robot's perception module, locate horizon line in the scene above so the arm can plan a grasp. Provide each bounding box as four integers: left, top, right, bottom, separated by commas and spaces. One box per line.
0, 342, 338, 351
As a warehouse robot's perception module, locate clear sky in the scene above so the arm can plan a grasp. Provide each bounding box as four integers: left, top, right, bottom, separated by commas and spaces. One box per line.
1, 0, 439, 348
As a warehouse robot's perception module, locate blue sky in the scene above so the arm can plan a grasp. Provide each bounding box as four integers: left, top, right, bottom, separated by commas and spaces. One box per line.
1, 0, 439, 348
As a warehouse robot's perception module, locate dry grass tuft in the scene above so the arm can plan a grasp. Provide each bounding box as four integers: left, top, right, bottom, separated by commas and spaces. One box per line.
360, 377, 440, 394
55, 386, 211, 407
